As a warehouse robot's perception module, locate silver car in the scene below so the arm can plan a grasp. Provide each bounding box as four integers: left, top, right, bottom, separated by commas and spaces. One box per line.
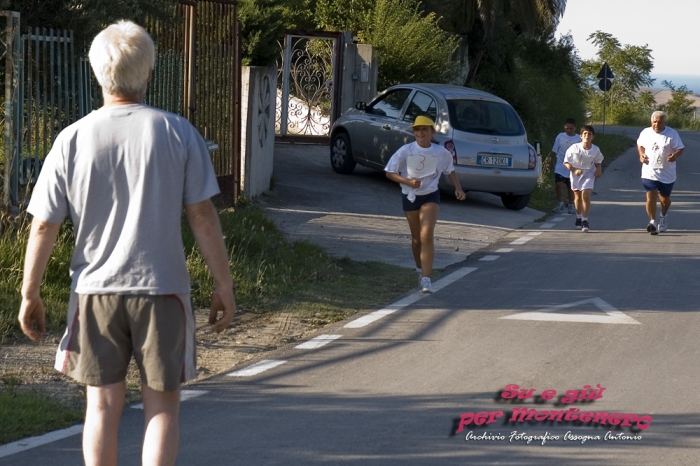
329, 83, 541, 210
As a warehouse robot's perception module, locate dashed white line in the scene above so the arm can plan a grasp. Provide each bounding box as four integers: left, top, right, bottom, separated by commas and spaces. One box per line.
551, 217, 566, 222
131, 390, 208, 409
479, 255, 500, 261
0, 425, 83, 458
539, 223, 555, 229
510, 236, 534, 245
295, 334, 342, 349
344, 267, 477, 329
227, 359, 286, 377
495, 248, 514, 253
528, 231, 543, 236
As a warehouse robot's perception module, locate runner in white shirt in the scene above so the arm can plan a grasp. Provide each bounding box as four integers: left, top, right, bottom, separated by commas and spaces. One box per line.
385, 116, 466, 293
549, 118, 581, 214
564, 125, 604, 232
637, 111, 685, 234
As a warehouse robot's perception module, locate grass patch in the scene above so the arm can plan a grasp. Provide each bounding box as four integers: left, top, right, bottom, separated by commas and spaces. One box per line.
529, 133, 636, 212
1, 205, 417, 341
0, 387, 83, 445
183, 206, 416, 320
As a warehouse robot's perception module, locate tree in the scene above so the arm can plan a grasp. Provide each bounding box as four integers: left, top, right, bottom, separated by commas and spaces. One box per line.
309, 0, 459, 89
358, 0, 459, 89
238, 0, 315, 66
580, 31, 654, 124
419, 0, 568, 86
314, 0, 373, 33
0, 0, 178, 49
659, 80, 695, 123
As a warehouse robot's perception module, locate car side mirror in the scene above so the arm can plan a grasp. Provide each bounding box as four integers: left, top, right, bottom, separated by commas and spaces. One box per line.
355, 102, 366, 111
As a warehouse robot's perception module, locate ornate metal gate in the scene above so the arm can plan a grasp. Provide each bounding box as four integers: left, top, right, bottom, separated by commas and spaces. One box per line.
276, 30, 344, 143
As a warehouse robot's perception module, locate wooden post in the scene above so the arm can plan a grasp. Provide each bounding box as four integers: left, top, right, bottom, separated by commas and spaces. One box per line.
3, 11, 20, 209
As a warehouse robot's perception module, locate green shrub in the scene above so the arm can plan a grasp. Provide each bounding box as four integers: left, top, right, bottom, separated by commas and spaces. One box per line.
358, 0, 459, 89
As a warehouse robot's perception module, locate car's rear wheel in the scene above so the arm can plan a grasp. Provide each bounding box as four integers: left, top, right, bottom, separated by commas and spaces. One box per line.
330, 132, 356, 174
500, 192, 531, 210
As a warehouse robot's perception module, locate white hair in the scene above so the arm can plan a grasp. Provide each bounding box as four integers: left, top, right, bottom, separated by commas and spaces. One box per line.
651, 110, 667, 122
89, 21, 155, 97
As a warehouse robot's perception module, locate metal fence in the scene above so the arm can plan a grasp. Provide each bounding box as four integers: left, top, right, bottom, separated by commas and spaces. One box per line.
1, 1, 242, 208
145, 0, 241, 186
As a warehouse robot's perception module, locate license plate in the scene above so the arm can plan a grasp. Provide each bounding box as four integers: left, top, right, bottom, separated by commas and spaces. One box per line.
478, 155, 511, 167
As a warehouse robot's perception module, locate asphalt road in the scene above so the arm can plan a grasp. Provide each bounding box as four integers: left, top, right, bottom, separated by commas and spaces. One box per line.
4, 127, 700, 465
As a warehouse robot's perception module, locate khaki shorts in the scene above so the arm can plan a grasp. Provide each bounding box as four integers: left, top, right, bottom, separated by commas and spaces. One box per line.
54, 292, 196, 391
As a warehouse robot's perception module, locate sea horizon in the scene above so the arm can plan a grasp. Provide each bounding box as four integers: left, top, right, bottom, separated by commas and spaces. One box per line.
649, 74, 700, 94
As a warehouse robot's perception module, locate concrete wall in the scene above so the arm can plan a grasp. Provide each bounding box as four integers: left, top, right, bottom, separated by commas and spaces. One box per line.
340, 43, 378, 116
240, 66, 276, 198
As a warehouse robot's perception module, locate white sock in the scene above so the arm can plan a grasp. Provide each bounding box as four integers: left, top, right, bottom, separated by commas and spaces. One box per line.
582, 217, 588, 221
660, 214, 666, 218
650, 219, 656, 224
577, 214, 582, 219
416, 267, 422, 275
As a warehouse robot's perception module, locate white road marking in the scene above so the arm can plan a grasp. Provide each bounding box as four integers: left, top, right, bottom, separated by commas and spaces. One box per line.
539, 223, 555, 228
551, 217, 566, 222
0, 424, 83, 458
131, 390, 208, 409
528, 232, 543, 236
295, 334, 342, 349
500, 297, 641, 324
510, 236, 534, 245
344, 267, 478, 329
479, 255, 500, 261
495, 248, 514, 253
227, 359, 287, 377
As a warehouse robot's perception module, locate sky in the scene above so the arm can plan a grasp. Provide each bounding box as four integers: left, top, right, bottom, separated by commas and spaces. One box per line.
555, 0, 700, 84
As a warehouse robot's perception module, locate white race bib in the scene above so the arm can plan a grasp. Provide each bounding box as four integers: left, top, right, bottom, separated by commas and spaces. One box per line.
407, 154, 438, 178
648, 152, 664, 169
571, 150, 594, 170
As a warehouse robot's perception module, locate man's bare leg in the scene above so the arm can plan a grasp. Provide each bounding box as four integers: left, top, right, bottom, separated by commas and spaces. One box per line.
141, 384, 181, 466
659, 193, 671, 216
646, 190, 658, 220
84, 381, 126, 466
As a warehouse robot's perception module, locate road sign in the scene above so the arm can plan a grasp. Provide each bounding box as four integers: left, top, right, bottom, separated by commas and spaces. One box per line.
598, 78, 613, 91
499, 297, 641, 324
597, 62, 614, 80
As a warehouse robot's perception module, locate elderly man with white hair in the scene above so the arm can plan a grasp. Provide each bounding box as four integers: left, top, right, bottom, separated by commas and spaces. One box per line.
637, 110, 685, 235
18, 20, 236, 465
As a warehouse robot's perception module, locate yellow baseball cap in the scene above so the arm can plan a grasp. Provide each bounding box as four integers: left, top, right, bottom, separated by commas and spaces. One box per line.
410, 115, 435, 128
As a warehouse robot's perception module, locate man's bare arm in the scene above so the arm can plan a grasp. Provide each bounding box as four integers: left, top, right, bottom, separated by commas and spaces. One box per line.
185, 199, 236, 332
19, 219, 61, 341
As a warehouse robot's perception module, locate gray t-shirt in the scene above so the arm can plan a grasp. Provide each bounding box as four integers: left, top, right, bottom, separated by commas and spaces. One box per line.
28, 103, 220, 295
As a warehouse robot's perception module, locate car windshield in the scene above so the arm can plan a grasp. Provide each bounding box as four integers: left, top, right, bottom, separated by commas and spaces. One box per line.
447, 99, 525, 136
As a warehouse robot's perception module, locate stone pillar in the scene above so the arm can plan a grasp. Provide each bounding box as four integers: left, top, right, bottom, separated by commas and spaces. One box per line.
240, 66, 276, 198
340, 42, 378, 116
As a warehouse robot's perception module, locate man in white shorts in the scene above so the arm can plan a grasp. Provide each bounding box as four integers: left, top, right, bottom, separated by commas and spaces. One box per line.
637, 111, 685, 235
564, 125, 604, 232
18, 21, 236, 465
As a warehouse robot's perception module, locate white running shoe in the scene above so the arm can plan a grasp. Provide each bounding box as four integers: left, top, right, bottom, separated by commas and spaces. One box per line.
647, 220, 658, 235
658, 215, 667, 233
420, 276, 433, 294
552, 203, 566, 213
567, 204, 576, 215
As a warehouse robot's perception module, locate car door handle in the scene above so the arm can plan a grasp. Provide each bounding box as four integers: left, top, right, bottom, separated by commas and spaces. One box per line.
382, 125, 391, 131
